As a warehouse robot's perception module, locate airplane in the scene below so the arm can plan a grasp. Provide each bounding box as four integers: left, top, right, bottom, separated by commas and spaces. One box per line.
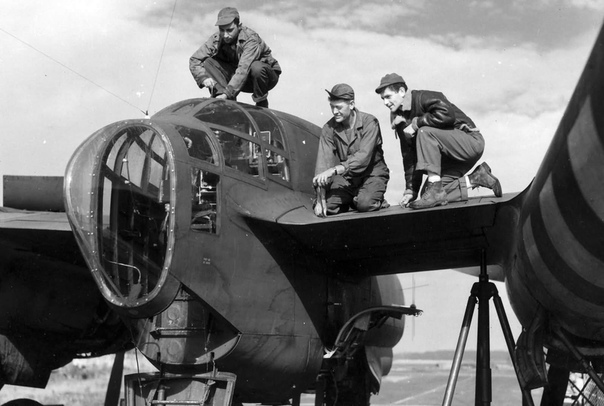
1, 18, 604, 406
1, 96, 423, 406
1, 91, 420, 404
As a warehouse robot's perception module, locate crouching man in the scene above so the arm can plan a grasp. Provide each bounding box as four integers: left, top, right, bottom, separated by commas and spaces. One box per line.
313, 83, 390, 216
375, 73, 501, 209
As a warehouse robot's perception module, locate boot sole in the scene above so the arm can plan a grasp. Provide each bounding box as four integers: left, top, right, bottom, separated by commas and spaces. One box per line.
479, 162, 503, 198
492, 180, 502, 197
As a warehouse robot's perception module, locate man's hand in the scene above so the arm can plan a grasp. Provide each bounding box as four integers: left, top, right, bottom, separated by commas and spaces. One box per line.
314, 185, 327, 217
391, 114, 406, 128
399, 192, 416, 208
215, 94, 228, 100
403, 124, 416, 137
313, 168, 336, 188
202, 78, 217, 89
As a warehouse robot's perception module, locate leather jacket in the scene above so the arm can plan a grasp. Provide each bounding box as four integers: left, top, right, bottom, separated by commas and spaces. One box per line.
393, 90, 479, 195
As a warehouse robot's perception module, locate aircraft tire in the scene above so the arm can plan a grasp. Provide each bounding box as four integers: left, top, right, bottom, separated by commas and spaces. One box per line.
2, 400, 43, 406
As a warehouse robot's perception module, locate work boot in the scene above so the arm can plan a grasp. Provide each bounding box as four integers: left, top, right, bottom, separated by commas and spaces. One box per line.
468, 162, 502, 197
409, 181, 447, 209
256, 99, 269, 108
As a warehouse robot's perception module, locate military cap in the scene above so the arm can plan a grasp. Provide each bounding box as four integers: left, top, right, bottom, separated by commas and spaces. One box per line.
215, 7, 239, 26
325, 83, 355, 101
375, 73, 406, 93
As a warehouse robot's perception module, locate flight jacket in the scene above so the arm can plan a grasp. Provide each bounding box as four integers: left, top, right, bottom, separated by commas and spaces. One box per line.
392, 89, 479, 196
189, 26, 281, 99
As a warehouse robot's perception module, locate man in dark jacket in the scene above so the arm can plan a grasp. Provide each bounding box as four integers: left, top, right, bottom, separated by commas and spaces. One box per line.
375, 73, 501, 210
189, 7, 281, 108
313, 83, 390, 216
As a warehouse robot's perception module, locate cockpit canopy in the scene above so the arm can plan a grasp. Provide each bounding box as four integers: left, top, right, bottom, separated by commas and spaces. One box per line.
64, 99, 295, 317
65, 121, 177, 316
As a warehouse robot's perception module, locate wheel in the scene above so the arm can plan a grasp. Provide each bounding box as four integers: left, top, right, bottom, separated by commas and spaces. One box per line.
2, 399, 44, 406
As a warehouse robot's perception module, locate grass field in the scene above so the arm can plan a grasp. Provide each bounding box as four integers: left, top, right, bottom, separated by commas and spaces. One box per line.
0, 350, 545, 406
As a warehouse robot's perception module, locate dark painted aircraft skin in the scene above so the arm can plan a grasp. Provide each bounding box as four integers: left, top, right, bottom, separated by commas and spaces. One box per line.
0, 196, 131, 389
1, 21, 604, 406
62, 98, 411, 404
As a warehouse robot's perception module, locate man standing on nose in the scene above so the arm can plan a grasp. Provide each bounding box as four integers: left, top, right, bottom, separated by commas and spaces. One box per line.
313, 83, 390, 216
189, 7, 281, 108
375, 73, 501, 209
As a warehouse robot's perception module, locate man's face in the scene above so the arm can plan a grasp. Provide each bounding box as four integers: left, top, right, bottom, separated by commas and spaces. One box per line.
329, 100, 354, 123
219, 22, 240, 44
380, 87, 406, 112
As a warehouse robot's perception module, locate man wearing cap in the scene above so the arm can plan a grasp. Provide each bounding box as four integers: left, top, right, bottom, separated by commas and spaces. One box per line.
375, 73, 502, 210
189, 7, 281, 108
313, 83, 390, 216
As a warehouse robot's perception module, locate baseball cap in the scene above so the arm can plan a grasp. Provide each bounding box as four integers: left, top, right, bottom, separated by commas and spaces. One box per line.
325, 83, 355, 101
215, 7, 239, 26
375, 73, 406, 93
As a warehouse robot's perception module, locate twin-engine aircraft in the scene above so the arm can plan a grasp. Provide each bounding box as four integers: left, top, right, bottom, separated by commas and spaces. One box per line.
0, 97, 417, 405
1, 20, 604, 406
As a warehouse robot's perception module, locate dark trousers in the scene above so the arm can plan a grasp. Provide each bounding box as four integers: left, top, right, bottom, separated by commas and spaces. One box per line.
326, 174, 389, 214
203, 58, 279, 103
416, 127, 484, 202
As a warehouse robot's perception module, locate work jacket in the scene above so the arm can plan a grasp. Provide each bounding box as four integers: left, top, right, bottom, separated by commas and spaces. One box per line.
315, 110, 389, 180
189, 26, 281, 99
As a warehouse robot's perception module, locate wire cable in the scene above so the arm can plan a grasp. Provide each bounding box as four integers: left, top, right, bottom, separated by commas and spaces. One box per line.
0, 26, 146, 115
146, 0, 178, 116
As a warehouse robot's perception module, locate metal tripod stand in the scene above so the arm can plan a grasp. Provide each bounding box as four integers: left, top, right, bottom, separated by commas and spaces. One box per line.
442, 250, 534, 406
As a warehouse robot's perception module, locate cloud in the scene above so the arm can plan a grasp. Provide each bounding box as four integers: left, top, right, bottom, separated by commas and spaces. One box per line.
0, 0, 198, 178
245, 10, 596, 196
1, 0, 602, 200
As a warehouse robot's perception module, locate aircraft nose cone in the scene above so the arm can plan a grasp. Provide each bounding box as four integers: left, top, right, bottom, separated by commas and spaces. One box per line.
64, 120, 179, 317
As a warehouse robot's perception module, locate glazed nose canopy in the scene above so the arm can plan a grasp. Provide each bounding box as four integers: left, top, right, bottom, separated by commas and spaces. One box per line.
65, 121, 178, 316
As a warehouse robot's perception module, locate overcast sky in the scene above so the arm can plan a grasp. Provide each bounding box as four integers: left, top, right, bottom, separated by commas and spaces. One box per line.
1, 1, 603, 353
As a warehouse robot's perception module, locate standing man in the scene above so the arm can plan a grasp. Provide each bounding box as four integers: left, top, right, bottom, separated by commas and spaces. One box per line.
313, 84, 390, 216
189, 7, 281, 108
375, 73, 502, 210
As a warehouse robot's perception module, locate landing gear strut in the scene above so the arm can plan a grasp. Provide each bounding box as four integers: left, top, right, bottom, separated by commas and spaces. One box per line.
442, 250, 534, 406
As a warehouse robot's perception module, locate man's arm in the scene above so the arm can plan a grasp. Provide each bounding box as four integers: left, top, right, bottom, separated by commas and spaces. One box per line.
393, 123, 422, 206
313, 126, 340, 187
395, 126, 421, 191
412, 91, 456, 129
189, 34, 219, 88
223, 32, 263, 98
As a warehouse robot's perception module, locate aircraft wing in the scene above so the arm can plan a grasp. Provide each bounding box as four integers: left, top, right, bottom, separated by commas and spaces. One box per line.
0, 207, 82, 266
0, 206, 130, 387
275, 192, 524, 280
0, 206, 109, 334
0, 207, 71, 231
